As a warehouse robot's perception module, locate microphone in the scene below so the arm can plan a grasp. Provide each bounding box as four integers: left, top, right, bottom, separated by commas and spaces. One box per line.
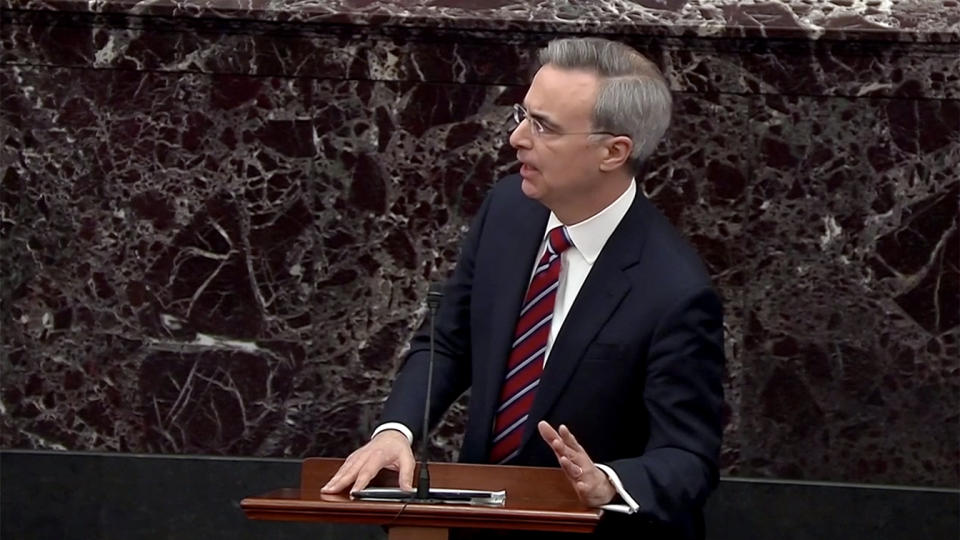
416, 283, 444, 499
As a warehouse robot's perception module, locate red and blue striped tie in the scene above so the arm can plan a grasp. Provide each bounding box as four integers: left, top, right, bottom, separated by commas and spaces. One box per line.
490, 226, 572, 464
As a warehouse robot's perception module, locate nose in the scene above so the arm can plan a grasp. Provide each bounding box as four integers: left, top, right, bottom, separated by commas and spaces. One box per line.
509, 119, 531, 150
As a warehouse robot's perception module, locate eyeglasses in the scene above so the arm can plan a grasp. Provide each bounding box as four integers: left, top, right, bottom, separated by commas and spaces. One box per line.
510, 104, 622, 138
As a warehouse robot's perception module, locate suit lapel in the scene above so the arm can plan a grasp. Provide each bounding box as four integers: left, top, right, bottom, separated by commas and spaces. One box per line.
520, 193, 649, 450
471, 190, 548, 458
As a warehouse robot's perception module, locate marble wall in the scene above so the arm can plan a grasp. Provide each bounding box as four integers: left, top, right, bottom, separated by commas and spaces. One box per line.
1, 0, 957, 489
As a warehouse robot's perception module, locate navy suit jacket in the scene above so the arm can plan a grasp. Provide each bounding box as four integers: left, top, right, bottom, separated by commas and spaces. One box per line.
381, 174, 724, 539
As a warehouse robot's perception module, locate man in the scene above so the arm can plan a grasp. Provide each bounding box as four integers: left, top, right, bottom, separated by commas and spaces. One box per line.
323, 37, 725, 539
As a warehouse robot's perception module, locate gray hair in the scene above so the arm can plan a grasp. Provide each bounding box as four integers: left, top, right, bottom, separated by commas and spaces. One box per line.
537, 38, 673, 173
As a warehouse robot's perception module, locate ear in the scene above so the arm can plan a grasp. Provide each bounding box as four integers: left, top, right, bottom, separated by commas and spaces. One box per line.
598, 136, 634, 172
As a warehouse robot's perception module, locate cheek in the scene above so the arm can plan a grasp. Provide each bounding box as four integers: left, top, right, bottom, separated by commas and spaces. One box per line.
546, 152, 590, 179
537, 143, 594, 184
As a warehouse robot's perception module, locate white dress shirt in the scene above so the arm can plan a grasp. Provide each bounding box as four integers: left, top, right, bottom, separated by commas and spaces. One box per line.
376, 180, 640, 514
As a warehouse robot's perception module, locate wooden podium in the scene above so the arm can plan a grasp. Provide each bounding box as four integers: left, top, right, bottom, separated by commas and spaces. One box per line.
241, 457, 602, 539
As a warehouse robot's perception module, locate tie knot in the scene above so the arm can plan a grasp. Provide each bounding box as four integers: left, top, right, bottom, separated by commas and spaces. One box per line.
547, 226, 572, 255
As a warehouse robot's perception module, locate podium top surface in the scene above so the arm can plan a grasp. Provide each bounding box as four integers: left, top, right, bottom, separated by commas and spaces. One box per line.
241, 457, 602, 533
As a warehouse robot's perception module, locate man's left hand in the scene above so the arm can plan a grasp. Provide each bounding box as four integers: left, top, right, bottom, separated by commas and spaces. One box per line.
537, 421, 616, 507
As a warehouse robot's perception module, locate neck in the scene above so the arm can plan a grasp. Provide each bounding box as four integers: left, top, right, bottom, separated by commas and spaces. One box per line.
552, 172, 633, 225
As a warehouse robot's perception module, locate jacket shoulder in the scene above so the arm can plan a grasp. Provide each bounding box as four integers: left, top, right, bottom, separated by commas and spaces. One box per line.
634, 196, 716, 295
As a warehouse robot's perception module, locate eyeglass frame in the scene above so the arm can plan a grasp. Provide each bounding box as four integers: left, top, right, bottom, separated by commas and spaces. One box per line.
510, 103, 626, 138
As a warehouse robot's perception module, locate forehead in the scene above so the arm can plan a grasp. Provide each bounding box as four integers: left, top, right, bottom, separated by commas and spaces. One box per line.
524, 65, 600, 123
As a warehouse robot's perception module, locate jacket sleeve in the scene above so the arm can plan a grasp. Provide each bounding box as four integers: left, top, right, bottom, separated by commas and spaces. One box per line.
377, 191, 493, 443
607, 286, 725, 535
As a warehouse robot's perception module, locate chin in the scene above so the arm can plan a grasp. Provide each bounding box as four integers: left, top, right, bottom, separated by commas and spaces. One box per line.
520, 176, 544, 200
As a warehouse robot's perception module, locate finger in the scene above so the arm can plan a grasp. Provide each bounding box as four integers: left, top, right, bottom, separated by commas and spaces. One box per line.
558, 425, 585, 454
324, 469, 357, 493
322, 455, 362, 492
537, 421, 562, 445
350, 462, 380, 494
397, 449, 416, 491
557, 425, 594, 471
558, 455, 583, 480
537, 421, 567, 460
537, 420, 563, 457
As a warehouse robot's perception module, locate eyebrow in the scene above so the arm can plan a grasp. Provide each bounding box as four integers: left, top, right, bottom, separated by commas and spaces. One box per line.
523, 103, 559, 129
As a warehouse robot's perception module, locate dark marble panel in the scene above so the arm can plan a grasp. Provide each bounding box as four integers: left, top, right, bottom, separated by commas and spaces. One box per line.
3, 0, 958, 42
3, 11, 958, 99
0, 64, 519, 456
735, 40, 960, 100
2, 67, 324, 452
643, 92, 752, 473
0, 65, 752, 463
0, 10, 537, 85
737, 94, 960, 487
2, 0, 958, 493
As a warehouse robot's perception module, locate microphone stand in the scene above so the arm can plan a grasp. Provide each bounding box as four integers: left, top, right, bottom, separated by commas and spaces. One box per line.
416, 285, 442, 500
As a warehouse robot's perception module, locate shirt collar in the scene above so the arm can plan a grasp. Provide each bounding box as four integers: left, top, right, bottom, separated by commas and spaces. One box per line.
544, 180, 637, 264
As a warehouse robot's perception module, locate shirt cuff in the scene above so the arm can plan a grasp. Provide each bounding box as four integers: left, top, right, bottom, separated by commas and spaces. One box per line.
595, 463, 640, 514
372, 422, 414, 445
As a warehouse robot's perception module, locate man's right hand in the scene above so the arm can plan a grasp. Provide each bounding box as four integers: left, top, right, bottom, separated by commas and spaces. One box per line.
321, 430, 416, 494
